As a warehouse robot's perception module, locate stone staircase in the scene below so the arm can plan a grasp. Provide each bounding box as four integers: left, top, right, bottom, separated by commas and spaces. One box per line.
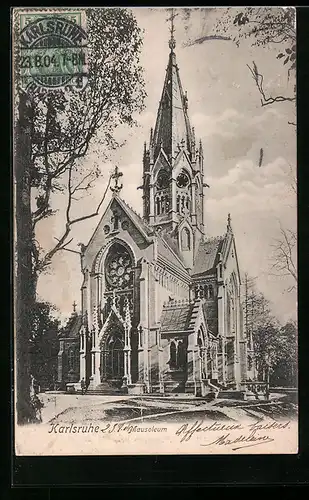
86, 381, 125, 395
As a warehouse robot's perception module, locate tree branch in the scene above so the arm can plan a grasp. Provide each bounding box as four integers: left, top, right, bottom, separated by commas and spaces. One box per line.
247, 61, 296, 107
39, 174, 112, 271
269, 225, 297, 287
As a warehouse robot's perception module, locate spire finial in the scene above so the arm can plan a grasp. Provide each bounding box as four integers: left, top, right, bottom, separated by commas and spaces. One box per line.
110, 165, 123, 195
167, 8, 178, 51
227, 213, 232, 231
72, 301, 77, 313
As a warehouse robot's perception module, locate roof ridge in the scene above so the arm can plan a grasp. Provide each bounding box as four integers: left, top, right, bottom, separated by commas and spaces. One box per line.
163, 298, 194, 308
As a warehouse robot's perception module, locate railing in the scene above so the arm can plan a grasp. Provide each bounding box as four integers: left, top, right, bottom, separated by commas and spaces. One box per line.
243, 381, 268, 394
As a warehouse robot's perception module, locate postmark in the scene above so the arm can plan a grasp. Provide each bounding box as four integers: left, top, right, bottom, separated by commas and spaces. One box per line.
17, 10, 88, 92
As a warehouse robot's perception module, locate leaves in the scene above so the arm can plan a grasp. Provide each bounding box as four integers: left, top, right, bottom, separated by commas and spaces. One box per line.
243, 277, 297, 383
20, 8, 146, 275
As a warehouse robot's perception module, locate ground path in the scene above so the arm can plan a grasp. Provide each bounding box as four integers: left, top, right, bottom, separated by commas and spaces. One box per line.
40, 392, 297, 425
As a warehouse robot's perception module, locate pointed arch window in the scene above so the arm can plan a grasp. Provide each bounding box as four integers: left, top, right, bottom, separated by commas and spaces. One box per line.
156, 197, 161, 215
68, 346, 79, 372
169, 341, 177, 370
105, 243, 133, 290
177, 341, 186, 370
156, 169, 169, 190
169, 340, 186, 371
181, 227, 191, 251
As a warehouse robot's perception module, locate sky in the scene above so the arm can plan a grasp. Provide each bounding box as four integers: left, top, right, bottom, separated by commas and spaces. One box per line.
36, 7, 297, 324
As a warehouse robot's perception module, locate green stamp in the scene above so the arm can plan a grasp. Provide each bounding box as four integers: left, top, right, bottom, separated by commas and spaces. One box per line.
18, 11, 88, 91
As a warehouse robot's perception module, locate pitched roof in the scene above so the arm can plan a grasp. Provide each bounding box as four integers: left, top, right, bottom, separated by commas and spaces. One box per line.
159, 298, 218, 337
59, 313, 82, 339
160, 300, 195, 333
192, 236, 224, 277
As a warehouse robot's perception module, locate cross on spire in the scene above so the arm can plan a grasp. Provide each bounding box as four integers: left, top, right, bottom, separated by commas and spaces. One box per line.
110, 165, 123, 195
72, 301, 77, 313
167, 8, 178, 51
227, 213, 232, 231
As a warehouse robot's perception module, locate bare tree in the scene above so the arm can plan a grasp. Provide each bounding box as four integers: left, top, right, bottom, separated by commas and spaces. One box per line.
247, 60, 296, 109
212, 8, 296, 122
270, 225, 297, 291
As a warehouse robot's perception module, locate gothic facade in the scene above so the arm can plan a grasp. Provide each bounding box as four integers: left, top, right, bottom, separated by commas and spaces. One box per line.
60, 35, 255, 396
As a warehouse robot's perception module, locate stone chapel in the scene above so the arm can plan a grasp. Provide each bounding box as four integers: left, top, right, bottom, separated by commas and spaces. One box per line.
57, 28, 255, 396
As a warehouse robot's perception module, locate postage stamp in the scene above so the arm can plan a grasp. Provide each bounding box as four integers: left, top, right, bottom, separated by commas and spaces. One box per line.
13, 7, 297, 458
16, 10, 88, 92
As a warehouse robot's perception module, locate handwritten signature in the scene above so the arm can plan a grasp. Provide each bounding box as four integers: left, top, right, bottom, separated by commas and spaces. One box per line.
175, 420, 290, 450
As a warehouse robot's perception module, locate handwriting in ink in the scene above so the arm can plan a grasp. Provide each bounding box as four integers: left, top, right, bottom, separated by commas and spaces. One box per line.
201, 430, 275, 450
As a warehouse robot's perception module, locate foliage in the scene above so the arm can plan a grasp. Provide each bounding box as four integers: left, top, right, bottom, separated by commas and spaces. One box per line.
242, 275, 297, 385
215, 7, 296, 115
270, 321, 297, 387
28, 301, 60, 389
19, 8, 146, 277
15, 8, 146, 423
218, 7, 295, 64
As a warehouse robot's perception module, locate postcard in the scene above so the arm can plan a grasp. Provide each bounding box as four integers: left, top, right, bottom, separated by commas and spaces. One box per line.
13, 7, 297, 456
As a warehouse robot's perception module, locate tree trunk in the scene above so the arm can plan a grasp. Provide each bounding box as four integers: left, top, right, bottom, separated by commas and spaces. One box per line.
15, 93, 36, 424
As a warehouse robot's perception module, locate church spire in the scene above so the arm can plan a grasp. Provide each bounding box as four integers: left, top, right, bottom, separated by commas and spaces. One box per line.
142, 11, 206, 244
151, 12, 193, 161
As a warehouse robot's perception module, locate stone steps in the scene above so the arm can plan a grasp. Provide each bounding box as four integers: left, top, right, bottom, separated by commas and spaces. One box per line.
87, 381, 124, 395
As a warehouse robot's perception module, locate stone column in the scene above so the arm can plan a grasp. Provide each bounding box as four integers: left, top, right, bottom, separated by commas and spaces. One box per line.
239, 340, 248, 387
123, 300, 132, 387
220, 337, 226, 384
191, 180, 197, 227
88, 338, 101, 389
185, 332, 200, 395
214, 341, 219, 379
158, 340, 164, 393
89, 302, 101, 388
171, 178, 178, 230
149, 179, 155, 224
137, 259, 150, 392
79, 327, 86, 381
235, 288, 242, 386
217, 283, 225, 337
57, 340, 64, 384
137, 324, 144, 382
81, 271, 89, 382
122, 326, 132, 387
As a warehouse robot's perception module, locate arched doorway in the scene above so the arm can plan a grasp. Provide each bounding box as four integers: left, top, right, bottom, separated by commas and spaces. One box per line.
100, 330, 124, 384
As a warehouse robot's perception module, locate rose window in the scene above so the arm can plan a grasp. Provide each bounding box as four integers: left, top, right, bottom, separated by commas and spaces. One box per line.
105, 244, 133, 289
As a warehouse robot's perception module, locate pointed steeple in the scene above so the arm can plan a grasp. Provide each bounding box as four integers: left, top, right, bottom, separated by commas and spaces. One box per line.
142, 12, 206, 247
152, 18, 193, 162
